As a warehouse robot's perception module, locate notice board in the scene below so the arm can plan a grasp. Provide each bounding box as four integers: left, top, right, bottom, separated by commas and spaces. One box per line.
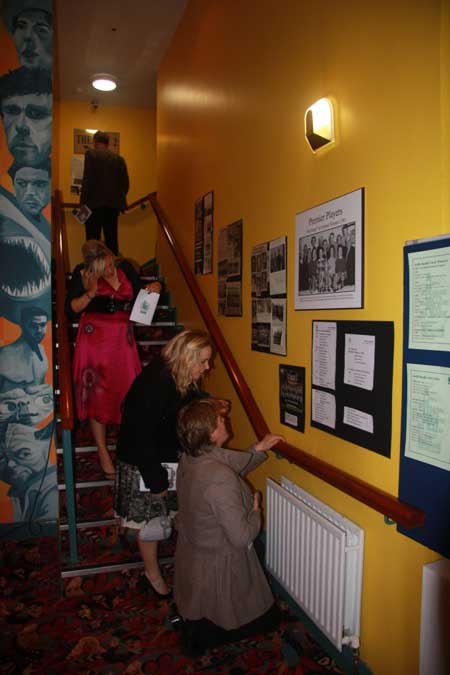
398, 235, 450, 556
311, 320, 394, 457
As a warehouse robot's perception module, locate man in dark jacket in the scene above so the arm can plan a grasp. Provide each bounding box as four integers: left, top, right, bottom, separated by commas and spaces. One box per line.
80, 130, 129, 254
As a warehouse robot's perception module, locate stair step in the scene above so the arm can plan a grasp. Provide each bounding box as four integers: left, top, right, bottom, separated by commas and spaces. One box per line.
59, 517, 117, 530
59, 522, 176, 573
58, 479, 114, 489
56, 444, 116, 454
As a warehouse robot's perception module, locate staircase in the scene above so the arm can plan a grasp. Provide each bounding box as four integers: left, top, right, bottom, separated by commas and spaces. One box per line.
54, 259, 183, 591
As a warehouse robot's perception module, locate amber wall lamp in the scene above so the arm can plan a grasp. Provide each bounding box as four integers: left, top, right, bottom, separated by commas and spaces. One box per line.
305, 98, 335, 152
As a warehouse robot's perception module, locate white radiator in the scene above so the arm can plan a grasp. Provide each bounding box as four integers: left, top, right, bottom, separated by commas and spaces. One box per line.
266, 477, 364, 650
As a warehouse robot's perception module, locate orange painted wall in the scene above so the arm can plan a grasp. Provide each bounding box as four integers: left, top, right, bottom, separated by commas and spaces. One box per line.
155, 1, 448, 672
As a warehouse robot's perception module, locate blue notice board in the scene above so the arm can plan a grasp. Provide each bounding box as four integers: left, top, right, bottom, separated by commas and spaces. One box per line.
398, 235, 450, 556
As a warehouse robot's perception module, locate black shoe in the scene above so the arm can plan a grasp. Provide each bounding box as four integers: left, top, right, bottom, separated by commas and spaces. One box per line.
140, 574, 172, 600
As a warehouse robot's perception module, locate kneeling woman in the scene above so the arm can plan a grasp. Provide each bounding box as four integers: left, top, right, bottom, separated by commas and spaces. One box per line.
175, 398, 284, 654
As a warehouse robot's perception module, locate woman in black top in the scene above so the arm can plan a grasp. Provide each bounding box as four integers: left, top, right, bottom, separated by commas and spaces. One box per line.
114, 329, 214, 598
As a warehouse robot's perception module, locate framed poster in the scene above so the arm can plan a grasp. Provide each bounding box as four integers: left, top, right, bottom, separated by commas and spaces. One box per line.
251, 236, 287, 355
280, 364, 305, 431
295, 188, 364, 310
218, 219, 243, 316
194, 190, 214, 275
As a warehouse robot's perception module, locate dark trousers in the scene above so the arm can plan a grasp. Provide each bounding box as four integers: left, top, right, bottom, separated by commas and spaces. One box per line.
182, 603, 281, 656
85, 206, 120, 255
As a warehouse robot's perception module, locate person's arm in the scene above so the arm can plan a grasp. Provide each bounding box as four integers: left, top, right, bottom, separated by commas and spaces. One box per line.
205, 468, 261, 549
120, 157, 130, 197
66, 266, 98, 315
80, 151, 93, 206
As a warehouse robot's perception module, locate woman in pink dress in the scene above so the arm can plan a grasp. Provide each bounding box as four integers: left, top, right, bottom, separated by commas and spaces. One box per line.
66, 240, 160, 478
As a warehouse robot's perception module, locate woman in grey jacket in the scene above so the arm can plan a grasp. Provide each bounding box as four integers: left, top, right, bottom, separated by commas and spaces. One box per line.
175, 398, 283, 656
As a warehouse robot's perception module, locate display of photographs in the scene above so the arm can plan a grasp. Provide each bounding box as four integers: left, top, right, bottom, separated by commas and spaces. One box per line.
218, 219, 243, 316
295, 188, 364, 310
279, 365, 305, 432
194, 190, 214, 275
251, 236, 287, 355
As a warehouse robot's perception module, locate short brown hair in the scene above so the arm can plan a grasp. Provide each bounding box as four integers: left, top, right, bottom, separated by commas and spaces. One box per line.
177, 398, 222, 457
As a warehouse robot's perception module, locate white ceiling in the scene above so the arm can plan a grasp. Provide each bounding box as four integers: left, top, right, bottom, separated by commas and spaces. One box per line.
56, 0, 188, 108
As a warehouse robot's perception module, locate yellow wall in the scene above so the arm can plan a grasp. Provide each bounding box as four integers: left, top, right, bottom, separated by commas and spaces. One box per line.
155, 1, 448, 673
55, 101, 159, 268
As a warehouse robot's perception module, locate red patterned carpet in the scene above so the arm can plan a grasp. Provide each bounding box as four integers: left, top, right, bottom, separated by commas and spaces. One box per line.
0, 537, 344, 674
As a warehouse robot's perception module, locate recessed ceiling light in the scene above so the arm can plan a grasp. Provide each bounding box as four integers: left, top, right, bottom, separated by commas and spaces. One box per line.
92, 74, 117, 92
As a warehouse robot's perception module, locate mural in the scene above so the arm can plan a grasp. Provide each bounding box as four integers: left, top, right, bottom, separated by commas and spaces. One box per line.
0, 0, 55, 530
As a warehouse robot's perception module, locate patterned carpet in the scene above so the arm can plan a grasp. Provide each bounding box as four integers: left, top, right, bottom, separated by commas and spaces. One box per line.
0, 537, 344, 674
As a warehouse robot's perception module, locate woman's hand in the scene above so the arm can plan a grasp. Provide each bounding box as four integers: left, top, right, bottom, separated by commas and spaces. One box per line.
254, 433, 284, 452
215, 398, 231, 417
253, 491, 262, 511
81, 268, 98, 297
144, 281, 162, 294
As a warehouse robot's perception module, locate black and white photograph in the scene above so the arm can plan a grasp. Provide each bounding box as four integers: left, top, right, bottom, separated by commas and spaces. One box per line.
218, 219, 243, 316
194, 190, 214, 275
279, 364, 305, 432
251, 236, 287, 354
295, 189, 364, 310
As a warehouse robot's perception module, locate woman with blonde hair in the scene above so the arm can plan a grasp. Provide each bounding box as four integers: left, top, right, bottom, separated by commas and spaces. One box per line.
114, 329, 214, 598
66, 240, 160, 478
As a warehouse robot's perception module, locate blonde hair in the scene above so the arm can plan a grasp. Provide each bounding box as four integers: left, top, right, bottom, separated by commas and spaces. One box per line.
162, 329, 213, 395
81, 240, 118, 283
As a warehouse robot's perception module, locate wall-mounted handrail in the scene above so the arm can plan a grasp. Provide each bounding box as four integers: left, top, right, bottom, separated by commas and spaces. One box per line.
52, 189, 78, 562
149, 192, 425, 530
53, 189, 75, 431
62, 193, 153, 212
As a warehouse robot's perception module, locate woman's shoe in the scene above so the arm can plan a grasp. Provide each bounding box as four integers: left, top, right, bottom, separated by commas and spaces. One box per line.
140, 574, 172, 600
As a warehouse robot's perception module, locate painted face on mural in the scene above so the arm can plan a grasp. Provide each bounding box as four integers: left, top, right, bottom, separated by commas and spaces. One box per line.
0, 423, 50, 490
22, 312, 47, 343
0, 385, 53, 425
12, 10, 53, 71
13, 166, 50, 218
1, 92, 52, 166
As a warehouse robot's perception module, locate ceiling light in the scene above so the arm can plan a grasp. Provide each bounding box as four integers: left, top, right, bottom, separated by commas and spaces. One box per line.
92, 74, 117, 92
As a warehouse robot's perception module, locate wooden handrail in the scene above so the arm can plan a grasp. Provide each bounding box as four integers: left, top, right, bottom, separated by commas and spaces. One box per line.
149, 192, 426, 529
62, 193, 153, 212
52, 189, 75, 430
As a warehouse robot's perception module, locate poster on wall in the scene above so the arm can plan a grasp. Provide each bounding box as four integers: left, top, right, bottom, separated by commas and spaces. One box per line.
218, 219, 243, 316
295, 188, 364, 310
194, 190, 213, 275
251, 237, 287, 355
311, 320, 393, 456
73, 129, 120, 155
279, 364, 305, 432
0, 0, 57, 532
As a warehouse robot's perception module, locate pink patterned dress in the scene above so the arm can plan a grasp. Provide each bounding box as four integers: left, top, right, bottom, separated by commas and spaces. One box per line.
73, 268, 141, 425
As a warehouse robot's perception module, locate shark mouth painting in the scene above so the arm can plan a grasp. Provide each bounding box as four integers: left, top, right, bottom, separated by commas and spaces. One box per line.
0, 193, 51, 325
0, 235, 50, 299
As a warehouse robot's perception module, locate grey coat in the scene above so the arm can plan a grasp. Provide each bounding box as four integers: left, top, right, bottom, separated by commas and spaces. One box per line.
174, 445, 274, 630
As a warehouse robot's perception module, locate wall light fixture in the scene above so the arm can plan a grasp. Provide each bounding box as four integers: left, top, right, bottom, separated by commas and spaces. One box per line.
92, 74, 117, 92
305, 98, 334, 152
